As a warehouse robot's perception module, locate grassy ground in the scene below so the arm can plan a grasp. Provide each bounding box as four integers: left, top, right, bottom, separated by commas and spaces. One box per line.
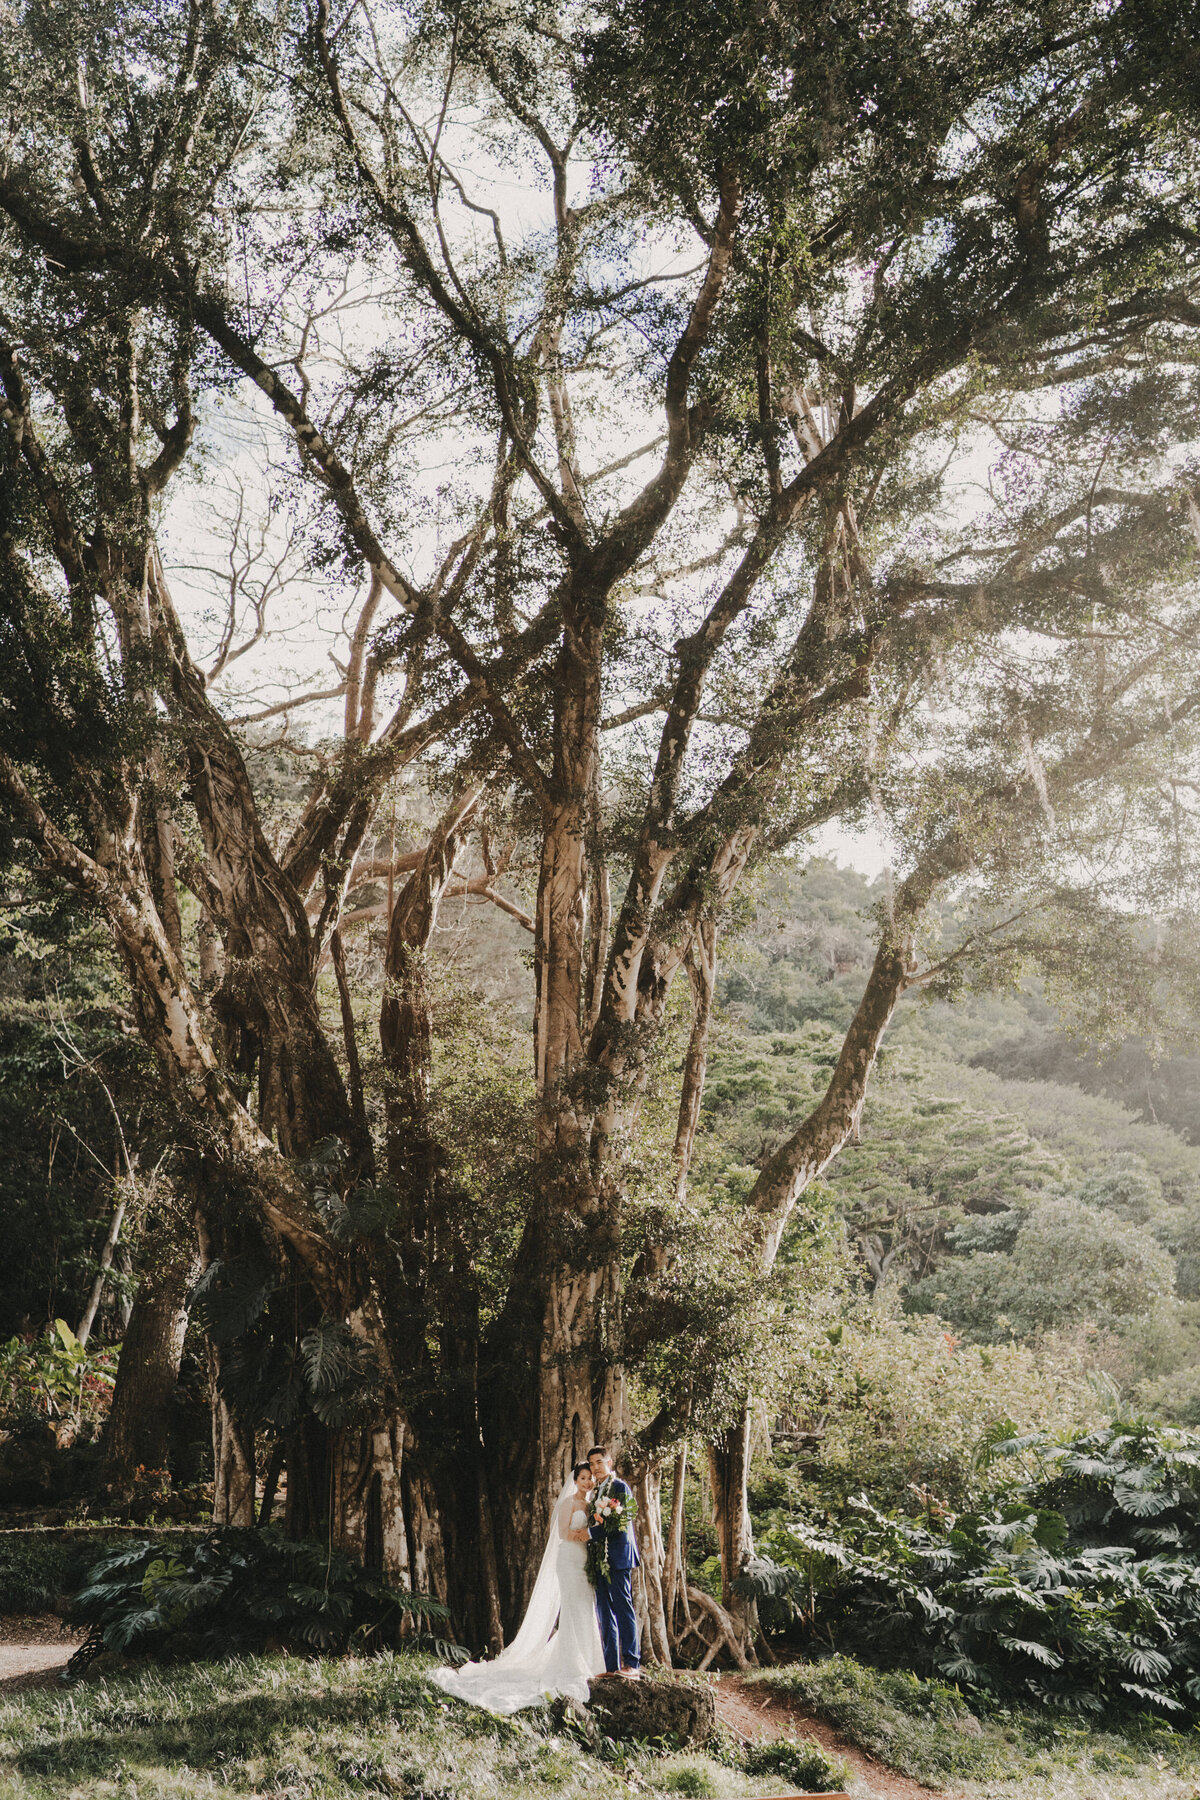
7, 1649, 1200, 1799
0, 1653, 816, 1800
749, 1656, 1200, 1799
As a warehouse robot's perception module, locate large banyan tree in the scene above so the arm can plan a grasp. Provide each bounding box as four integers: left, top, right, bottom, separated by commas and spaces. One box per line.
1, 0, 1198, 1655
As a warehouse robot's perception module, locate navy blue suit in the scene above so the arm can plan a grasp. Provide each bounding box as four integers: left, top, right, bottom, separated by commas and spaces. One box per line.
589, 1474, 641, 1671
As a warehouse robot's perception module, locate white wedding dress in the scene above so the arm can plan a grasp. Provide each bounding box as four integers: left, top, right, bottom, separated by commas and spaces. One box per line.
430, 1482, 605, 1714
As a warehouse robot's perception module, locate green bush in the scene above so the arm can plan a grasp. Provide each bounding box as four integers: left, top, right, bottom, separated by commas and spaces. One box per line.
0, 1540, 75, 1612
1019, 1418, 1200, 1553
0, 1323, 118, 1432
658, 1765, 717, 1797
742, 1734, 848, 1791
768, 1310, 1102, 1514
907, 1197, 1175, 1341
0, 1528, 209, 1614
737, 1419, 1200, 1718
69, 1529, 457, 1662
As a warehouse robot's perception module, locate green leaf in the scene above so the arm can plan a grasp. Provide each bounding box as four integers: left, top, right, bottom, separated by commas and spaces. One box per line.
191, 1256, 276, 1343
53, 1318, 79, 1354
300, 1319, 355, 1395
141, 1555, 186, 1605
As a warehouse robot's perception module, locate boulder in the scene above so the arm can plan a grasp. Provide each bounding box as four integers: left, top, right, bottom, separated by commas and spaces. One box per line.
586, 1671, 715, 1747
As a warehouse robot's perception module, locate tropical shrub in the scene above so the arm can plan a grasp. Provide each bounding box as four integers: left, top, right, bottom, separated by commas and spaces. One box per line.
1016, 1420, 1200, 1554
737, 1420, 1200, 1717
0, 1530, 195, 1613
0, 1322, 117, 1433
69, 1530, 458, 1661
741, 1735, 849, 1791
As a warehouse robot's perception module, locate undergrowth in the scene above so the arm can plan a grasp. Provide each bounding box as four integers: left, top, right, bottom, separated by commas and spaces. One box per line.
69, 1530, 455, 1659
749, 1655, 1200, 1796
741, 1421, 1200, 1719
0, 1530, 202, 1616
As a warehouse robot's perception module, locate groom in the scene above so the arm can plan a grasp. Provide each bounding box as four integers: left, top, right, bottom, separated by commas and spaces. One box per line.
587, 1444, 641, 1678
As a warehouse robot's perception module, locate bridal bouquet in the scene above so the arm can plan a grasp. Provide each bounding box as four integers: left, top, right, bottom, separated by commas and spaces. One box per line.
584, 1489, 638, 1588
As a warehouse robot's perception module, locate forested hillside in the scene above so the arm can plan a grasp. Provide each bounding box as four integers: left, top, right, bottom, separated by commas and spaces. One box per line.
679, 858, 1200, 1519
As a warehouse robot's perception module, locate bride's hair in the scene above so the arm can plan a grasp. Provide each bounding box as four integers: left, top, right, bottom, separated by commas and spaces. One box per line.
572, 1461, 591, 1479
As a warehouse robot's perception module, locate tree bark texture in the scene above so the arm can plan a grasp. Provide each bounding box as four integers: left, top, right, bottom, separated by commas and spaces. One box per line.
707, 1405, 758, 1652
102, 1212, 199, 1503
211, 1381, 256, 1527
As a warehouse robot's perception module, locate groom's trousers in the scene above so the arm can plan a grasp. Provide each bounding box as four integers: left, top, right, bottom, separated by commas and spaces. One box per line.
596, 1567, 640, 1671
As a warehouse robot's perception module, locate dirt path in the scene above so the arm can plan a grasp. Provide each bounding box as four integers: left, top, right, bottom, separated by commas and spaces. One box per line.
711, 1673, 958, 1800
0, 1615, 82, 1695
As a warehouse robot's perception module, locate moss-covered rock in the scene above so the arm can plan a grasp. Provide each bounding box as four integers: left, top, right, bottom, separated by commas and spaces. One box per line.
587, 1672, 715, 1746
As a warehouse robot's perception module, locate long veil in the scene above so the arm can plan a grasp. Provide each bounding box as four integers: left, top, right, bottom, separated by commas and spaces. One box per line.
429, 1477, 578, 1714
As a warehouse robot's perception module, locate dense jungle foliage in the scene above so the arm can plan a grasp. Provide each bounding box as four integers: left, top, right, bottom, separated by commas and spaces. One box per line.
739, 1421, 1200, 1716
69, 1531, 456, 1660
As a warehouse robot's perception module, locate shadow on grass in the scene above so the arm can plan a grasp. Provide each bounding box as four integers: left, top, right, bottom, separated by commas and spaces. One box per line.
12, 1665, 496, 1782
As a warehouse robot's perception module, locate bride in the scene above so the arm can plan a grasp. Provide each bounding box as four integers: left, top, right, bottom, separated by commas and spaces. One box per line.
430, 1462, 605, 1714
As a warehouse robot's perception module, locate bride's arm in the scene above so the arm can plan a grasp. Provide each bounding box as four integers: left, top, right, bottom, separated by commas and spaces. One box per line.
559, 1497, 589, 1544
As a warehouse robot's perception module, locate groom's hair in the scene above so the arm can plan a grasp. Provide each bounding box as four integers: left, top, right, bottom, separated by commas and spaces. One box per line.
586, 1445, 608, 1460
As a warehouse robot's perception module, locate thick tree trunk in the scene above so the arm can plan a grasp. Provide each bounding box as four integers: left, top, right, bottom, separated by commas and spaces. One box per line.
381, 790, 479, 1210
330, 1419, 410, 1573
520, 590, 628, 1582
370, 794, 487, 1621
707, 1406, 758, 1653
148, 553, 360, 1163
211, 1381, 256, 1526
102, 1212, 199, 1504
402, 1458, 450, 1601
